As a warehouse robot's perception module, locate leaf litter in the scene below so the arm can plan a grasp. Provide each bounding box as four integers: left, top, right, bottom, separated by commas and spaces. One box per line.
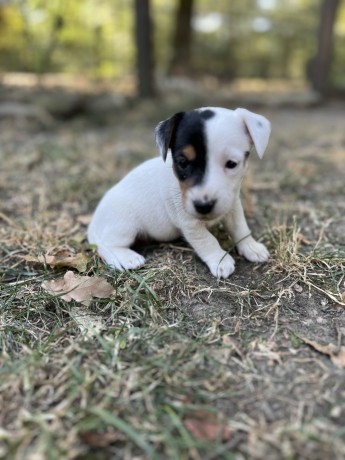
21, 250, 89, 272
183, 409, 232, 442
300, 336, 345, 368
41, 270, 114, 307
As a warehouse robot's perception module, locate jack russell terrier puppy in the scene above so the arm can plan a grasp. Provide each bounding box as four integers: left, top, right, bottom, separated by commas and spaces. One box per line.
88, 107, 271, 278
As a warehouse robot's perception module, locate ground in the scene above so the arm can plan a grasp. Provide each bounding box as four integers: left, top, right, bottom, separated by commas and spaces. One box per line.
1, 82, 345, 459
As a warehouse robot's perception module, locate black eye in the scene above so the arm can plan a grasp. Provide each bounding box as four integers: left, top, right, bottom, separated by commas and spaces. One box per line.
177, 157, 189, 169
225, 160, 238, 169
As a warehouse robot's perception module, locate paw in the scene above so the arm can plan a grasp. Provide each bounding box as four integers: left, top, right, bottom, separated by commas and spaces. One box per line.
99, 247, 146, 271
205, 251, 235, 279
237, 237, 269, 263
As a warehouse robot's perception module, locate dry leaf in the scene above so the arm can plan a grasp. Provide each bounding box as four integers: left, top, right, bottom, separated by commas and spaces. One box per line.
183, 410, 232, 442
301, 336, 345, 368
42, 271, 114, 306
79, 430, 125, 447
21, 250, 89, 272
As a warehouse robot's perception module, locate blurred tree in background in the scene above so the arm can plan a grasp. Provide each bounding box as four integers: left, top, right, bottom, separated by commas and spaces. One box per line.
0, 0, 344, 96
168, 0, 194, 75
134, 0, 155, 97
310, 0, 340, 93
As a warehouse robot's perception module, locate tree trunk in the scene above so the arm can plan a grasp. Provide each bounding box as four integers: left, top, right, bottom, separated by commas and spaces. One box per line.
168, 0, 194, 75
134, 0, 156, 98
310, 0, 340, 93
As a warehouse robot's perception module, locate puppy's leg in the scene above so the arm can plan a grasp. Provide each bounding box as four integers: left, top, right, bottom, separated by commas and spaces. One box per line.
225, 198, 269, 263
89, 225, 145, 271
182, 223, 235, 279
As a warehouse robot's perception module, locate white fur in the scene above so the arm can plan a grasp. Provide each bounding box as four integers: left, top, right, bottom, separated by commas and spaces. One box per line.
88, 107, 271, 278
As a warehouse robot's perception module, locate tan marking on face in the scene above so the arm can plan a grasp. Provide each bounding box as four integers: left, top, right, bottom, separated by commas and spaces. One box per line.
182, 144, 196, 161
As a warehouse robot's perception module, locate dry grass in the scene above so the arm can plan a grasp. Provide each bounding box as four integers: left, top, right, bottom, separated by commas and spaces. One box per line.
1, 99, 345, 459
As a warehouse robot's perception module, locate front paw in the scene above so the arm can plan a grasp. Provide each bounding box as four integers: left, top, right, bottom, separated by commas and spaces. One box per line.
237, 237, 269, 263
205, 251, 235, 279
99, 247, 146, 271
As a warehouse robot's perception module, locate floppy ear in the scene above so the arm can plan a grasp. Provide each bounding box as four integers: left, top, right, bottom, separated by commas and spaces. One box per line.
235, 108, 271, 159
155, 112, 185, 161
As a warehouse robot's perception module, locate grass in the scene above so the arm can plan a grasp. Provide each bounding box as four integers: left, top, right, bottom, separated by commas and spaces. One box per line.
2, 217, 345, 459
1, 104, 345, 459
0, 268, 238, 459
266, 220, 345, 306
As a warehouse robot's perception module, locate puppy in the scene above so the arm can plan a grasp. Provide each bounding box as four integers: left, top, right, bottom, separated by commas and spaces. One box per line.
88, 107, 271, 278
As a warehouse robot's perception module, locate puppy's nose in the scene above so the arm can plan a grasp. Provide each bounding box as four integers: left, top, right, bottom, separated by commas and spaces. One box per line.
193, 199, 216, 215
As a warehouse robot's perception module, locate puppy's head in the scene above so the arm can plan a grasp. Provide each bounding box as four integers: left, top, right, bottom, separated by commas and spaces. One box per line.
155, 107, 271, 220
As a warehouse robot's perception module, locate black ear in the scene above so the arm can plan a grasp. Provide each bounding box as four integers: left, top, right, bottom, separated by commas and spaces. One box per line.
155, 112, 185, 161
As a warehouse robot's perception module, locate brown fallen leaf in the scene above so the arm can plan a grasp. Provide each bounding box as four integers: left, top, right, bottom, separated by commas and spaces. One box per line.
42, 271, 114, 306
183, 410, 232, 442
301, 336, 345, 368
21, 250, 89, 272
79, 430, 125, 447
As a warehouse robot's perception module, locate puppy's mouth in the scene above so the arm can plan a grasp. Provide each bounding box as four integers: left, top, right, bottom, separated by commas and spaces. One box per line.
195, 213, 218, 222
196, 214, 223, 224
